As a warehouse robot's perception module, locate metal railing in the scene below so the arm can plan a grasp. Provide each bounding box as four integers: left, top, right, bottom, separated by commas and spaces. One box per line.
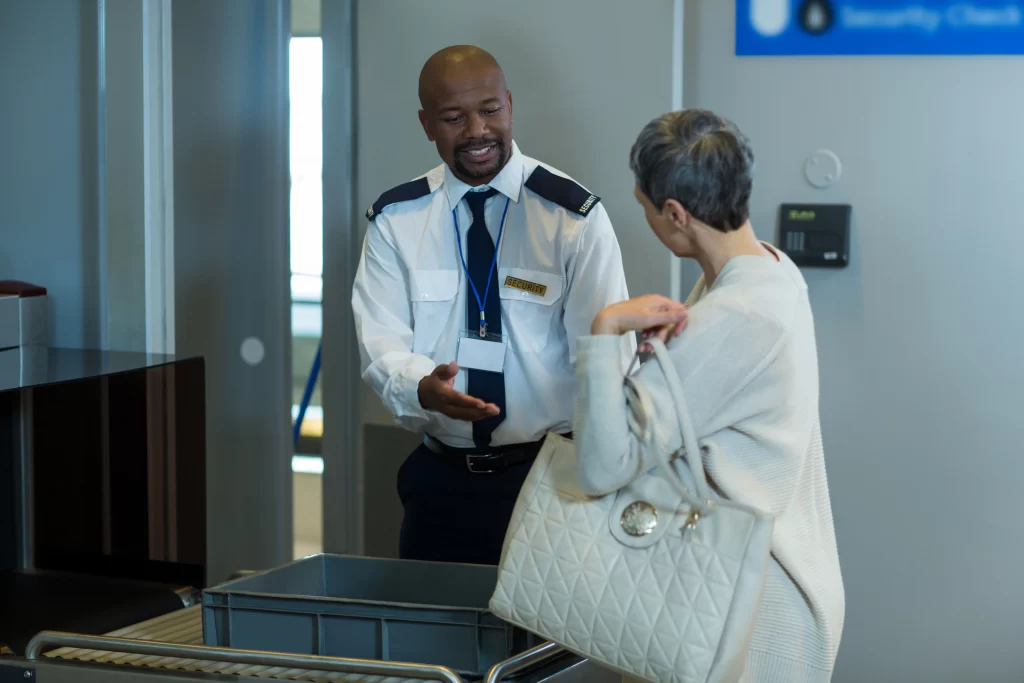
484, 641, 564, 683
27, 631, 566, 683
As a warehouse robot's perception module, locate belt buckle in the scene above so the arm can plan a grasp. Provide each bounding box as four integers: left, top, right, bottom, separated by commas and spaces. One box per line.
466, 453, 498, 474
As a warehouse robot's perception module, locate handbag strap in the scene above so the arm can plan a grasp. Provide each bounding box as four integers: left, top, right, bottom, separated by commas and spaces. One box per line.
629, 338, 714, 512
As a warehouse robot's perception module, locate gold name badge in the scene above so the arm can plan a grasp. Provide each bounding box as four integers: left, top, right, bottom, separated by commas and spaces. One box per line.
503, 276, 547, 297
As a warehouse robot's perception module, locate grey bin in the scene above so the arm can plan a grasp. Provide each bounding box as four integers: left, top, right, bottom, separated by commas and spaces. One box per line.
202, 554, 540, 677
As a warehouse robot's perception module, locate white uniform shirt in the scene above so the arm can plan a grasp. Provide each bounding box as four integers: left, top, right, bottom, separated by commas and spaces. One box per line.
352, 141, 635, 449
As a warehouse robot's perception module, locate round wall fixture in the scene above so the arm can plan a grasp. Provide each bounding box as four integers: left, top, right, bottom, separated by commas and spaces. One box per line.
804, 148, 842, 189
240, 337, 265, 366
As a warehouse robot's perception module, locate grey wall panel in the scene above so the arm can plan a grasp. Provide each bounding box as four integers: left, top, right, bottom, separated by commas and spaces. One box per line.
172, 0, 292, 584
0, 0, 102, 349
687, 2, 1024, 681
353, 0, 682, 428
0, 0, 153, 354
354, 0, 678, 304
103, 0, 147, 352
321, 0, 361, 555
337, 0, 679, 552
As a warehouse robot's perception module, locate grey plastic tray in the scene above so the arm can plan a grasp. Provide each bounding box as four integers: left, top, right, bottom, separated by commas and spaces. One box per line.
202, 554, 539, 677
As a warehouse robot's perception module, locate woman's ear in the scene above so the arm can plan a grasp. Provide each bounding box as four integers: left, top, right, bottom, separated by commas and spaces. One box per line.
663, 198, 690, 232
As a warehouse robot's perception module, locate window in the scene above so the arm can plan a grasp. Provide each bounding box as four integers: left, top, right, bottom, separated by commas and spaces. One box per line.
289, 36, 324, 460
290, 35, 324, 558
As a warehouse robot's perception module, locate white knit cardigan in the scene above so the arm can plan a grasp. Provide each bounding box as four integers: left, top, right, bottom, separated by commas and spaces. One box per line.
574, 252, 845, 683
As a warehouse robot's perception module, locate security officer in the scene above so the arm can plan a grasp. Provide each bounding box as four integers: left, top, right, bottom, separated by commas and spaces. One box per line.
352, 45, 635, 565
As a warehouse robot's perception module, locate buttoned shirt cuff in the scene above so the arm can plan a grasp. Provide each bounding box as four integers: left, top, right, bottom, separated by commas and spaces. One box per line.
386, 354, 442, 425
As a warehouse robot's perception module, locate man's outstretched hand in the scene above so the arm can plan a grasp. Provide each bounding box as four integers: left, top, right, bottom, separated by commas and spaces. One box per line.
418, 362, 501, 421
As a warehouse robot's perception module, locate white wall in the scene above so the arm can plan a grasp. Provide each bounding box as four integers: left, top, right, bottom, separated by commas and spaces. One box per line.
686, 2, 1024, 681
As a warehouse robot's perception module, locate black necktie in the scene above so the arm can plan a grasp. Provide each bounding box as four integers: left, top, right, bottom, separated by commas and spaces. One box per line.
464, 189, 506, 448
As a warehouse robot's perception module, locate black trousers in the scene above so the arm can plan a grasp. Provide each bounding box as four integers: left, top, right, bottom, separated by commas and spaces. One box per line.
397, 443, 534, 566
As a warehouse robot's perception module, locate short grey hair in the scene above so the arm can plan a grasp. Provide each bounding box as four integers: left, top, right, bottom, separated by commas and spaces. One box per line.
629, 109, 755, 232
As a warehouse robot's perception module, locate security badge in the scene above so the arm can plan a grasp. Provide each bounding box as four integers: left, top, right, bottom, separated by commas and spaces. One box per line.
457, 329, 507, 374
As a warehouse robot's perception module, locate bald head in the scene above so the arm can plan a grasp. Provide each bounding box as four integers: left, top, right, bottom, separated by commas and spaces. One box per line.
416, 45, 514, 186
418, 45, 506, 109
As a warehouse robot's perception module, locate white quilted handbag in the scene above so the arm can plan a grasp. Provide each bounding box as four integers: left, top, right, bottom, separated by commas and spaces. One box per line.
490, 339, 774, 683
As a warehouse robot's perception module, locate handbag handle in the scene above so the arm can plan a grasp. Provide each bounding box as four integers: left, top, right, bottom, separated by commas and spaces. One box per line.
625, 338, 714, 514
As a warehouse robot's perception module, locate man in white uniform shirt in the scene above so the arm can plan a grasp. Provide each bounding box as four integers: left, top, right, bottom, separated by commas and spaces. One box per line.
352, 45, 634, 565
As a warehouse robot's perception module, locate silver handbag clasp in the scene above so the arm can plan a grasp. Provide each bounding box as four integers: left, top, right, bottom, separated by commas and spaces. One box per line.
620, 501, 659, 537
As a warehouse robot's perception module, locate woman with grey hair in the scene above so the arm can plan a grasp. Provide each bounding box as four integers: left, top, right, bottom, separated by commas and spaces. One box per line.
574, 110, 845, 682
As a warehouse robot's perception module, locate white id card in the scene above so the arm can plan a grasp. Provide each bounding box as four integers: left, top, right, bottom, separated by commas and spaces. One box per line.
456, 331, 507, 373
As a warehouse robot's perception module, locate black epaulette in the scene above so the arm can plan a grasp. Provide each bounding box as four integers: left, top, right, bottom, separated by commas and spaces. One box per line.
366, 177, 432, 221
523, 166, 601, 217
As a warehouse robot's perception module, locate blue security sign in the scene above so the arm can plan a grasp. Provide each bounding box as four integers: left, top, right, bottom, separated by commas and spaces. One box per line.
737, 0, 1024, 54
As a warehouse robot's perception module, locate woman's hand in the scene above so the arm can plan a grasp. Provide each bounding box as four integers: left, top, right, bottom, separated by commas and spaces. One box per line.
591, 294, 688, 350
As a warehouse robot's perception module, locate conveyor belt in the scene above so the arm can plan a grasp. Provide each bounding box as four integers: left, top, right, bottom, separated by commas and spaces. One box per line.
44, 605, 431, 682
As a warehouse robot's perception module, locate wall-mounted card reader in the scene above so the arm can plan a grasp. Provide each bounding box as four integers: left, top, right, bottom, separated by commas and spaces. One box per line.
777, 203, 851, 268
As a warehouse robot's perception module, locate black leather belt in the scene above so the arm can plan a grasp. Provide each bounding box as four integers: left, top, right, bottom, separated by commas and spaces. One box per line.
424, 433, 572, 474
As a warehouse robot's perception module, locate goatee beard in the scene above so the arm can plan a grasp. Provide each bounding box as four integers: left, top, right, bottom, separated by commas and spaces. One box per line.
453, 139, 508, 180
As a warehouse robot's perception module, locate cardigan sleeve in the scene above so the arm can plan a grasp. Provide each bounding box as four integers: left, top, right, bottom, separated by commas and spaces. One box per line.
573, 300, 786, 496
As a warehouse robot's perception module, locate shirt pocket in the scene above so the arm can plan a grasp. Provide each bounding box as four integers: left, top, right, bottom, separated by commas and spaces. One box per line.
499, 267, 565, 352
409, 269, 459, 354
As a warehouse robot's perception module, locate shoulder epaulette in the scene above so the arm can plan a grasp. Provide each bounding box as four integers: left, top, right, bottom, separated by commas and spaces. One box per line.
524, 166, 601, 217
366, 178, 432, 221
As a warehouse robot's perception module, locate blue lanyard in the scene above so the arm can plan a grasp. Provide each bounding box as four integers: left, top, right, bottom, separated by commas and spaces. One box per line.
453, 195, 511, 338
